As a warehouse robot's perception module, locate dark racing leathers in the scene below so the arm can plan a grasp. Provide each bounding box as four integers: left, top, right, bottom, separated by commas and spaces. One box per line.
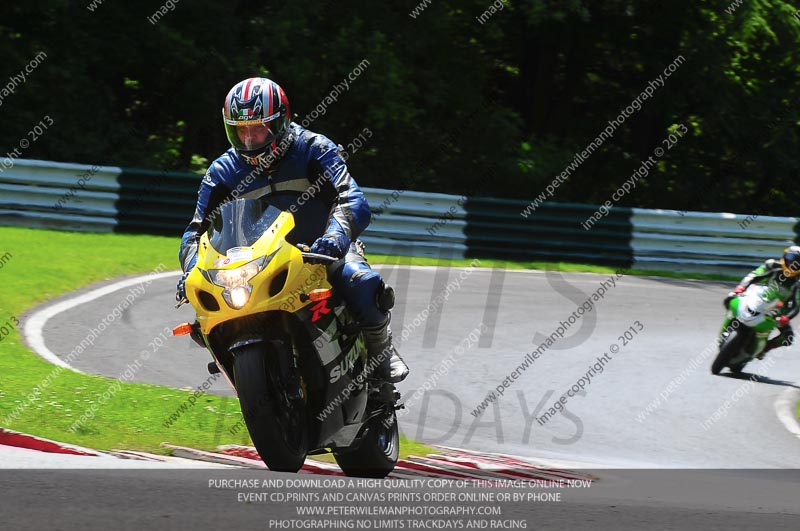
728, 259, 800, 354
179, 123, 406, 380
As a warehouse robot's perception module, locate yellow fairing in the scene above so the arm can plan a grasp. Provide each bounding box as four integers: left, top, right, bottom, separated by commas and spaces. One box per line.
184, 210, 330, 334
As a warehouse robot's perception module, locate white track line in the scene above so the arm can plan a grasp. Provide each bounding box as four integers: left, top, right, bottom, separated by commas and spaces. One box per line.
774, 387, 800, 440
23, 271, 179, 372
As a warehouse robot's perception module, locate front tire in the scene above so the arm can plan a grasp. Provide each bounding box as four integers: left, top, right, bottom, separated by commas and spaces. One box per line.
334, 410, 399, 478
233, 344, 308, 472
712, 328, 747, 375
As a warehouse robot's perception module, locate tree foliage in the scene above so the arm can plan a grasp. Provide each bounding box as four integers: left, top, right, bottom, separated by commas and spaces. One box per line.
1, 0, 799, 214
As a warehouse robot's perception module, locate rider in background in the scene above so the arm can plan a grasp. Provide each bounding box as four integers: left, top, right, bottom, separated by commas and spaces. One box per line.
724, 246, 800, 358
176, 77, 409, 384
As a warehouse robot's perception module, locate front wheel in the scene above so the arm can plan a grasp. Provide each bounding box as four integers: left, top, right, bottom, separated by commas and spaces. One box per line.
233, 344, 308, 472
711, 327, 747, 375
334, 410, 399, 478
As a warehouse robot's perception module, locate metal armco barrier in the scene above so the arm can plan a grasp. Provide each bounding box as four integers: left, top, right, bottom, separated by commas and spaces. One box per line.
464, 198, 633, 266
0, 159, 120, 232
363, 189, 469, 258
115, 167, 201, 235
630, 209, 799, 275
1, 159, 797, 274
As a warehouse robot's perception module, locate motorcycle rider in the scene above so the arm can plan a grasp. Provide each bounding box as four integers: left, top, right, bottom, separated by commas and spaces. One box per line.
724, 246, 800, 358
176, 77, 409, 384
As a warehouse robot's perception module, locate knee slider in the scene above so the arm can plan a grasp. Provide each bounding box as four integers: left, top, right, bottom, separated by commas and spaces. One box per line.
377, 282, 395, 312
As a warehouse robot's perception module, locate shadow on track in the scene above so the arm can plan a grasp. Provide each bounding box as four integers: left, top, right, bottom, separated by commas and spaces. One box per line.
719, 371, 800, 389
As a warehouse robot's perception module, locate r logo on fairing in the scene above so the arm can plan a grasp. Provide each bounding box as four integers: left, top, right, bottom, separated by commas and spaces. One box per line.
310, 300, 331, 323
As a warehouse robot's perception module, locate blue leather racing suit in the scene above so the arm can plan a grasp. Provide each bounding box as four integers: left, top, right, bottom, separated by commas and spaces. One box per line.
178, 123, 388, 327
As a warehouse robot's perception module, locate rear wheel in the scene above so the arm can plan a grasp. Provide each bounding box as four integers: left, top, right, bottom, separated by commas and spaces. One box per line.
711, 327, 748, 375
233, 344, 308, 472
334, 409, 398, 478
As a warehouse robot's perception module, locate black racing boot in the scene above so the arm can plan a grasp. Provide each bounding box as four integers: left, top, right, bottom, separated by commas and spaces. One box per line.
760, 325, 794, 360
361, 318, 409, 384
756, 335, 783, 360
757, 339, 777, 360
756, 334, 783, 360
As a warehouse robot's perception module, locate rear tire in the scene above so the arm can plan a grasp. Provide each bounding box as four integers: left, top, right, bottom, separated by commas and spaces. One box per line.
334, 410, 398, 478
712, 327, 747, 375
233, 344, 308, 472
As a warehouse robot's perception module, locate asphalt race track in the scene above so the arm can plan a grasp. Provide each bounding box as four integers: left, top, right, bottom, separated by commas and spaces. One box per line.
30, 264, 800, 468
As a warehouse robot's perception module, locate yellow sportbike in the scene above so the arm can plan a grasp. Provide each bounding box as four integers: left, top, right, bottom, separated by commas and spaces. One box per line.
173, 198, 399, 477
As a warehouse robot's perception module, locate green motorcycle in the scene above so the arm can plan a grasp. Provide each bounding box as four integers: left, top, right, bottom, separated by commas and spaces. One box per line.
712, 283, 790, 375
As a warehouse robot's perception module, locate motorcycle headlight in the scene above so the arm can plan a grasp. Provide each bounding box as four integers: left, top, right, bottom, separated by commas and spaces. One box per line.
209, 256, 266, 288
223, 285, 252, 310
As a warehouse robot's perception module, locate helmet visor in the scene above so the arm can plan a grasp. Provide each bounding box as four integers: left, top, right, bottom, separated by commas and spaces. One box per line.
224, 119, 279, 152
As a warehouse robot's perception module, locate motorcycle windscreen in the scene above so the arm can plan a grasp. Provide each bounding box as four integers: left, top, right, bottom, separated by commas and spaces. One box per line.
207, 198, 282, 255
